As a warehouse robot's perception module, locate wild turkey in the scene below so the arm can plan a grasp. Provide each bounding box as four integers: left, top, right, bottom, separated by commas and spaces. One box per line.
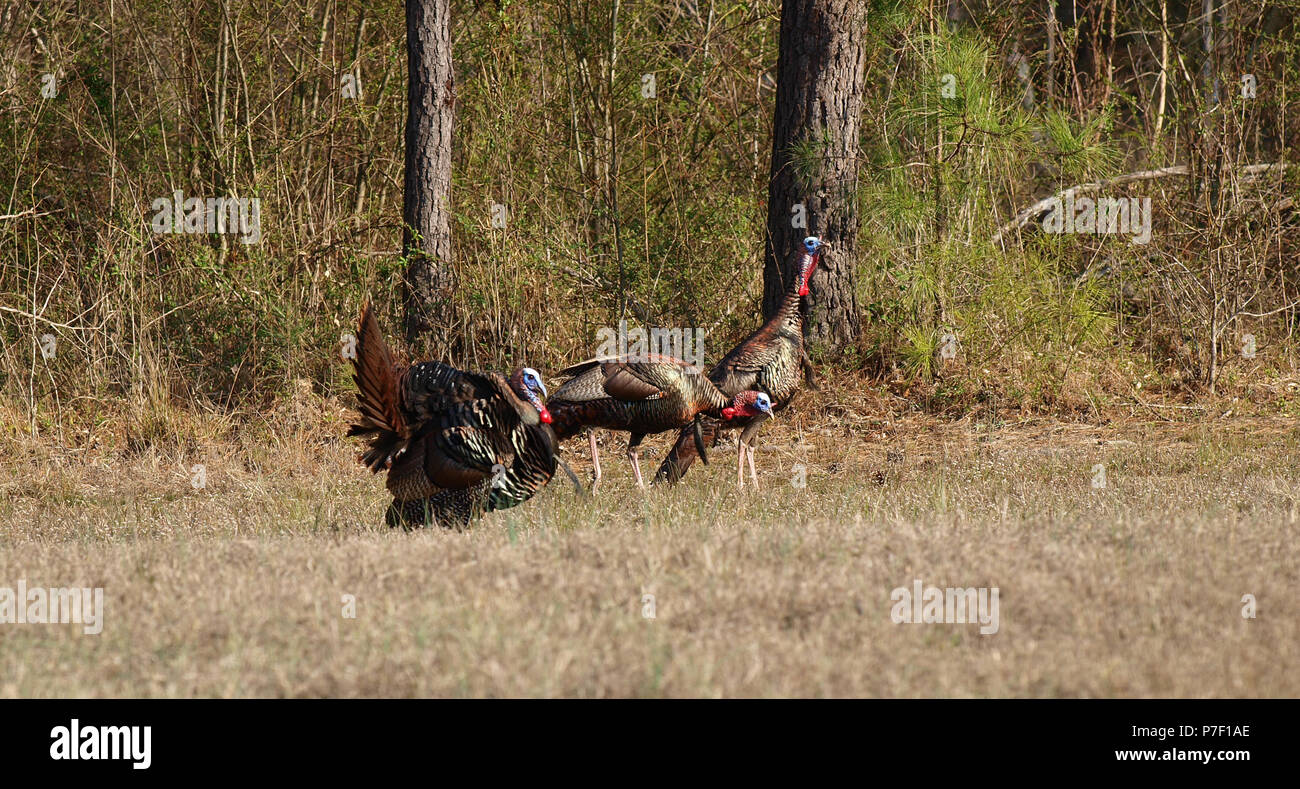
548, 354, 773, 488
654, 236, 825, 489
380, 418, 567, 529
347, 303, 578, 529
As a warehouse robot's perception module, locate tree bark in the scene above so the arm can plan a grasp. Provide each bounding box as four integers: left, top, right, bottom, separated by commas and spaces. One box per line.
762, 0, 866, 351
402, 0, 455, 350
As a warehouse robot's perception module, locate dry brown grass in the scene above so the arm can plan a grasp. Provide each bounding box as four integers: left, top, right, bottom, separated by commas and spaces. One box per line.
2, 390, 1298, 697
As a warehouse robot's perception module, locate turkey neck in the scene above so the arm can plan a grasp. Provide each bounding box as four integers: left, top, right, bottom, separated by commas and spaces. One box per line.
773, 253, 810, 335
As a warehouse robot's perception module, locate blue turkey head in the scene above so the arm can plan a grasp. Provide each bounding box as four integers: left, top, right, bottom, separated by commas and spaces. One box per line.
513, 367, 551, 424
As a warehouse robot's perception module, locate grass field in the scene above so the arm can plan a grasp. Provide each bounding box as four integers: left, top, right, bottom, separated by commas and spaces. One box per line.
2, 387, 1298, 697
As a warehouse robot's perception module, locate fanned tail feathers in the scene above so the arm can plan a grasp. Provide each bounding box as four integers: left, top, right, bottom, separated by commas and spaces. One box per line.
347, 302, 408, 472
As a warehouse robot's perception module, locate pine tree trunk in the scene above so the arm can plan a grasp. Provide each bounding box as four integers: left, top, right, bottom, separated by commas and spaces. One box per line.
762, 0, 866, 352
402, 0, 455, 350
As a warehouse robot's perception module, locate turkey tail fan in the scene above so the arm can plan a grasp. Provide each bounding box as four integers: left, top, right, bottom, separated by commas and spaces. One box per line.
347, 301, 407, 472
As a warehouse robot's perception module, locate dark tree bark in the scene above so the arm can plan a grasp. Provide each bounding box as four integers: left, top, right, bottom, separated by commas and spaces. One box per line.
402, 0, 455, 350
762, 0, 866, 351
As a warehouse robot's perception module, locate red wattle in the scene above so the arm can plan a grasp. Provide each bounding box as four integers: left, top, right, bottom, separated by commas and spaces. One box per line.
798, 283, 809, 296
721, 407, 736, 420
540, 409, 553, 424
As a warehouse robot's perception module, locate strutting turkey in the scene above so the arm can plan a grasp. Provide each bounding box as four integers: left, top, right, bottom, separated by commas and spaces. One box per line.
654, 236, 825, 489
346, 303, 580, 529
547, 354, 773, 488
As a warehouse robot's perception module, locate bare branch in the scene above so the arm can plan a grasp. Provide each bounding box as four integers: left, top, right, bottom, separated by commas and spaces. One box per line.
992, 163, 1291, 246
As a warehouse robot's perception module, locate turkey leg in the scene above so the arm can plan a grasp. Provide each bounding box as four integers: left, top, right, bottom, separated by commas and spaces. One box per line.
736, 414, 769, 490
627, 433, 646, 488
588, 429, 603, 491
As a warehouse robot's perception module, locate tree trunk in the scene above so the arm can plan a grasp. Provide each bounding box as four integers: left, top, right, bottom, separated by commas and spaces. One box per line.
402, 0, 455, 350
761, 0, 866, 352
